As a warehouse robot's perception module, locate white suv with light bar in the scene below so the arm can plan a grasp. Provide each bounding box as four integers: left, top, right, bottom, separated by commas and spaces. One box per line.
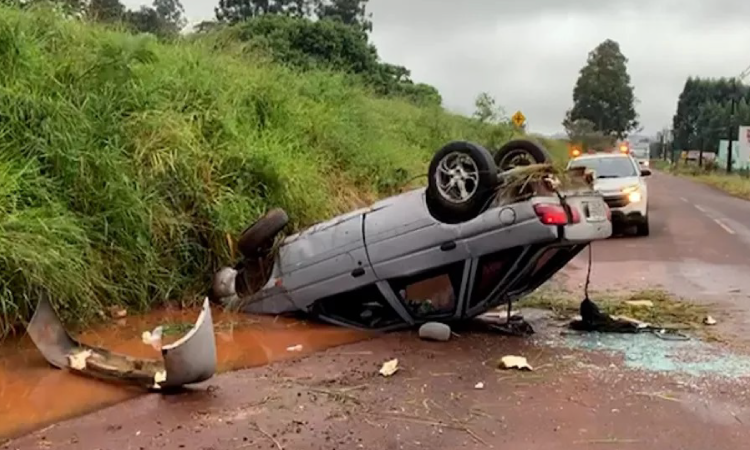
566, 152, 650, 236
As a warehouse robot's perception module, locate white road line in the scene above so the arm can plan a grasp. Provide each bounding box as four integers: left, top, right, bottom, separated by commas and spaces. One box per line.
680, 197, 688, 202
714, 218, 736, 235
694, 204, 707, 213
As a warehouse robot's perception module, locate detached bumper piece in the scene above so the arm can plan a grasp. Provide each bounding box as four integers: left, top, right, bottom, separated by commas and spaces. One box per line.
26, 296, 217, 390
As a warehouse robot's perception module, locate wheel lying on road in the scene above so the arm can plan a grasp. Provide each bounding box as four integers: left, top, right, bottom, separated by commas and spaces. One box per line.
493, 139, 552, 171
237, 208, 289, 258
426, 141, 498, 224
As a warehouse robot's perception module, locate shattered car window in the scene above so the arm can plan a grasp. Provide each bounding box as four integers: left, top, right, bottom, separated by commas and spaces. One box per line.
389, 263, 464, 318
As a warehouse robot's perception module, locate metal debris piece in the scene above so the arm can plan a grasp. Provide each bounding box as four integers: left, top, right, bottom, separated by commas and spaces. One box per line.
474, 382, 485, 389
379, 359, 399, 377
498, 355, 533, 371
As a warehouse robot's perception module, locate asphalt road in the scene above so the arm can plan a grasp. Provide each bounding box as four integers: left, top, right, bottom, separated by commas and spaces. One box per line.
5, 170, 750, 450
563, 169, 750, 340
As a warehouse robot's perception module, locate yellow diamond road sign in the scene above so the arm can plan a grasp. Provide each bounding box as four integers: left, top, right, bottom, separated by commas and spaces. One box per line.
512, 111, 526, 127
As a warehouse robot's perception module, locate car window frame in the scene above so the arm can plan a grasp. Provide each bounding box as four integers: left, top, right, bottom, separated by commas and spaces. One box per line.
567, 155, 640, 179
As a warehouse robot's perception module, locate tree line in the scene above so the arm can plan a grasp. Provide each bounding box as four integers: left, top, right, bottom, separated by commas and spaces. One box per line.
671, 77, 750, 152
0, 0, 442, 107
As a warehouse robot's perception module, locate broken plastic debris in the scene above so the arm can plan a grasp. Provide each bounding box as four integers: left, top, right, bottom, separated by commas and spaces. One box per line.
108, 306, 128, 319
68, 349, 92, 370
703, 316, 717, 326
625, 300, 654, 308
152, 370, 167, 389
141, 326, 164, 351
379, 358, 399, 377
498, 355, 533, 371
611, 315, 650, 328
286, 344, 303, 352
474, 382, 485, 389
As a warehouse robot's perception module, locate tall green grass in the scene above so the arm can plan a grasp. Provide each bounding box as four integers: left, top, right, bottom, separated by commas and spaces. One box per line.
0, 6, 515, 337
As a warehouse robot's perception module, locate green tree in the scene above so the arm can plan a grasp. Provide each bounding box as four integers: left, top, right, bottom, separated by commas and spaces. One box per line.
472, 92, 505, 123
566, 39, 638, 139
126, 0, 185, 36
562, 113, 614, 151
671, 77, 750, 150
215, 0, 313, 23
315, 0, 371, 32
153, 0, 186, 33
87, 0, 126, 22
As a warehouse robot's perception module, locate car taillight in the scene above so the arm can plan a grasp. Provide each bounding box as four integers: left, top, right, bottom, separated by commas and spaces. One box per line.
568, 205, 581, 223
534, 204, 568, 225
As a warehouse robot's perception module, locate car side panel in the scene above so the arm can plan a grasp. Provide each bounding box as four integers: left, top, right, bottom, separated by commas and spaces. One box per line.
363, 190, 560, 281
274, 210, 377, 310
363, 190, 467, 280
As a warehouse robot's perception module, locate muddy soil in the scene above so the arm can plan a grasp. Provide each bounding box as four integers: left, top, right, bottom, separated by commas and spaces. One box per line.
5, 313, 750, 450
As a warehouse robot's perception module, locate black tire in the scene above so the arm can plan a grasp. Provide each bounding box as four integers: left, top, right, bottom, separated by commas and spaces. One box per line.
493, 139, 551, 171
426, 141, 498, 224
636, 216, 650, 236
237, 208, 289, 258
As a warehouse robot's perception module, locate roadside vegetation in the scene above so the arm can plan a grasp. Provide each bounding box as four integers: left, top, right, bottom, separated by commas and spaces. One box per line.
662, 163, 750, 200
664, 75, 750, 200
524, 289, 711, 331
0, 2, 543, 338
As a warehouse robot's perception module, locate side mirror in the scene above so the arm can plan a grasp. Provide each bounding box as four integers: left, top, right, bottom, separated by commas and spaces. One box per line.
640, 168, 652, 177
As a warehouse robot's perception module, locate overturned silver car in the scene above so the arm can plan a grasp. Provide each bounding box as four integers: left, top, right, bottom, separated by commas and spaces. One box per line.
212, 139, 612, 331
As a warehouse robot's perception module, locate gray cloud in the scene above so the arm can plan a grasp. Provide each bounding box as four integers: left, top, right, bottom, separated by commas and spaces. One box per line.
123, 0, 750, 135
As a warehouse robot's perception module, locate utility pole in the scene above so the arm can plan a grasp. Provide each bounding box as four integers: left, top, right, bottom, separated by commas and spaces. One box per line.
660, 131, 665, 161
727, 77, 737, 173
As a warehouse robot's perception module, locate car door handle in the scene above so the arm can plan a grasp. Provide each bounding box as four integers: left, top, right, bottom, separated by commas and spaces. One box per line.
440, 241, 457, 251
351, 267, 366, 278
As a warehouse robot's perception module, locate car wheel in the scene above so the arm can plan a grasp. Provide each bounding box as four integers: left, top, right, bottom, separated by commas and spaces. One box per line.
636, 216, 650, 236
426, 141, 498, 224
493, 139, 551, 171
237, 208, 289, 258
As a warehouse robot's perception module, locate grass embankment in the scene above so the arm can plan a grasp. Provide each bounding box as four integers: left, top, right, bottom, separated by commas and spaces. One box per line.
660, 162, 750, 200
0, 7, 550, 337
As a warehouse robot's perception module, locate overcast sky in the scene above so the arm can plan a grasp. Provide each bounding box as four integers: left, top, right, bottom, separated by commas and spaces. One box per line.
123, 0, 750, 136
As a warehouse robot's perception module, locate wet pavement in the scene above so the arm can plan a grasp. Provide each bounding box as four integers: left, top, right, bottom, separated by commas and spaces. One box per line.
4, 169, 750, 448
0, 307, 368, 439
563, 170, 750, 343
4, 320, 750, 450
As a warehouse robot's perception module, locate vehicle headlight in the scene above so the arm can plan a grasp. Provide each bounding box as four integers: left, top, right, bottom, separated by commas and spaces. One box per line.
621, 185, 641, 203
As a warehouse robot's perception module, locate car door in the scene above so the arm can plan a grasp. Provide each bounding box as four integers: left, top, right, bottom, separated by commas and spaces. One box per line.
277, 207, 378, 310
363, 190, 473, 322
